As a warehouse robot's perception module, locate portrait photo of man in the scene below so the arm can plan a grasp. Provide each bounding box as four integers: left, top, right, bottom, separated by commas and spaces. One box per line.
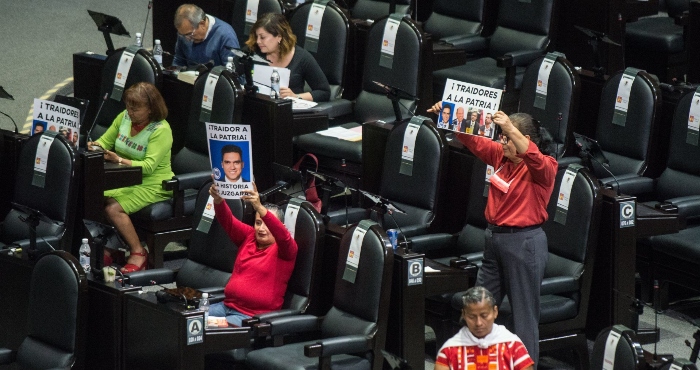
219, 144, 250, 183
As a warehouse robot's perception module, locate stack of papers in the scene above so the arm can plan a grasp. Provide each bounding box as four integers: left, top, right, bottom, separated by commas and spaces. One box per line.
285, 97, 318, 110
315, 126, 362, 142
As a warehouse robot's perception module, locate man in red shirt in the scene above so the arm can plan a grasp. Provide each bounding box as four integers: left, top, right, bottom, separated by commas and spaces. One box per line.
207, 181, 298, 326
435, 286, 534, 370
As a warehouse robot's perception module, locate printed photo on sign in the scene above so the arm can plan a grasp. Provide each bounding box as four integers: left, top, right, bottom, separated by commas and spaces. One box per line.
32, 98, 81, 147
206, 123, 254, 199
438, 79, 502, 139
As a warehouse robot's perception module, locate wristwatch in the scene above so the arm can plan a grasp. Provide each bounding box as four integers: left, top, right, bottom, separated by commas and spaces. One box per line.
118, 157, 123, 164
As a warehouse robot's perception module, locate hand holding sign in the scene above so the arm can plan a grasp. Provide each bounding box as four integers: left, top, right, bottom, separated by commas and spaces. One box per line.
241, 183, 264, 214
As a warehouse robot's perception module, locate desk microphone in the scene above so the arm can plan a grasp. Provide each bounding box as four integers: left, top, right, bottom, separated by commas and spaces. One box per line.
141, 0, 152, 46
87, 92, 109, 144
575, 138, 621, 194
0, 110, 18, 133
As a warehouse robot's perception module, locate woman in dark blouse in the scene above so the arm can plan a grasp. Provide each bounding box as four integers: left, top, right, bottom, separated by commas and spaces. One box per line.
245, 13, 330, 102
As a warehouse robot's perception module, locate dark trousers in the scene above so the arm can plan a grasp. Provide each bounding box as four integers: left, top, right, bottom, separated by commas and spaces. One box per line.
476, 227, 548, 368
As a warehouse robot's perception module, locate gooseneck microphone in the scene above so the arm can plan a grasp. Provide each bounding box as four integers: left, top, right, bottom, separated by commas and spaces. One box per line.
141, 0, 153, 45
87, 92, 109, 144
575, 138, 621, 194
0, 110, 18, 133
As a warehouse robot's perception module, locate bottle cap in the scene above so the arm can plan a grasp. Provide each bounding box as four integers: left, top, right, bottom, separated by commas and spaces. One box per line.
82, 238, 89, 244
228, 56, 233, 62
155, 39, 161, 45
136, 32, 142, 37
202, 292, 209, 298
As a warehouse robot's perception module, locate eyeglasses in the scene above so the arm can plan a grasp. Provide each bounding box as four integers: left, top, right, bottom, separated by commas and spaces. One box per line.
499, 134, 510, 144
179, 28, 197, 40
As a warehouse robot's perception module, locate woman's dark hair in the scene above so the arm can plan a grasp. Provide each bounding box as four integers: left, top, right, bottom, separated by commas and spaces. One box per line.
123, 82, 168, 122
245, 13, 297, 59
509, 113, 554, 156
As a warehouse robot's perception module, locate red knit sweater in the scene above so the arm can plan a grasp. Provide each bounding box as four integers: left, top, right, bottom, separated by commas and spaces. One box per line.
458, 134, 557, 227
214, 201, 298, 316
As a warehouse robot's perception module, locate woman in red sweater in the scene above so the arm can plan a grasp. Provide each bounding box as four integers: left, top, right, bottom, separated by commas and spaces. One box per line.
429, 103, 557, 368
207, 181, 298, 326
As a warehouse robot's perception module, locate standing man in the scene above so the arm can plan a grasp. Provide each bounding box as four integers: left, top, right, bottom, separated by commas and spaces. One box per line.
173, 4, 239, 67
451, 107, 468, 133
221, 144, 249, 183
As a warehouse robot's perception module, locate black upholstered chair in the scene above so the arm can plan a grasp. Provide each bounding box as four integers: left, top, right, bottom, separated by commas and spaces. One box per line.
590, 325, 645, 370
432, 0, 555, 93
0, 251, 87, 369
637, 89, 700, 306
423, 0, 485, 49
126, 179, 248, 291
350, 0, 410, 20
231, 0, 284, 47
289, 1, 353, 118
0, 133, 76, 255
519, 53, 580, 160
129, 68, 244, 268
435, 167, 602, 370
626, 0, 690, 83
90, 48, 161, 141
294, 14, 422, 168
327, 118, 447, 237
584, 69, 661, 197
409, 155, 488, 268
244, 222, 393, 370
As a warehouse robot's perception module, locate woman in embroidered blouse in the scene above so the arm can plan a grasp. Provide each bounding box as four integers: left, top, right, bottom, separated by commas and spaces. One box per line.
88, 82, 175, 273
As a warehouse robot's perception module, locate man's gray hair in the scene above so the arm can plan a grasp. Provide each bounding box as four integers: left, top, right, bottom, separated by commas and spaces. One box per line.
263, 203, 284, 221
174, 4, 205, 29
461, 286, 496, 308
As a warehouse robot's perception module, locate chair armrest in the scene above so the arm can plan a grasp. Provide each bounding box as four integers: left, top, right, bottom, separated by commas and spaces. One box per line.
666, 196, 700, 219
312, 100, 353, 120
449, 258, 474, 269
255, 314, 321, 337
124, 268, 176, 286
163, 171, 212, 191
242, 308, 304, 329
408, 233, 457, 253
557, 156, 583, 169
0, 348, 15, 364
328, 208, 367, 226
601, 175, 654, 196
675, 11, 689, 26
497, 50, 545, 68
304, 335, 371, 358
440, 35, 488, 52
10, 235, 62, 254
199, 286, 225, 295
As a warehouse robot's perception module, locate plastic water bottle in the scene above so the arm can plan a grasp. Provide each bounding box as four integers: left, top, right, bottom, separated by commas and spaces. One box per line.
134, 32, 143, 48
79, 238, 91, 274
200, 293, 210, 327
225, 56, 234, 72
270, 68, 280, 98
153, 39, 163, 65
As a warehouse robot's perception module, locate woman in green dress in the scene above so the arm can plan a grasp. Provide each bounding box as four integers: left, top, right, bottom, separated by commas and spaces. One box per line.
88, 82, 174, 273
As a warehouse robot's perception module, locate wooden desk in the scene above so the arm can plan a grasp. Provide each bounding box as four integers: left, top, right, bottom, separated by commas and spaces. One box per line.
123, 291, 251, 370
85, 276, 142, 370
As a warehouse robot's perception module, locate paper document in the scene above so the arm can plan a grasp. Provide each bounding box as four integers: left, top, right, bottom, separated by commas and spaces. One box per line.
253, 65, 291, 95
285, 97, 318, 110
315, 126, 362, 141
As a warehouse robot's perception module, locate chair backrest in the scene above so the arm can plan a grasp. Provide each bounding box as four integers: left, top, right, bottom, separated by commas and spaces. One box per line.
378, 118, 447, 236
16, 251, 86, 369
280, 200, 325, 314
351, 0, 411, 20
519, 53, 580, 159
456, 157, 490, 255
488, 0, 554, 59
423, 0, 484, 40
172, 68, 244, 175
92, 48, 161, 140
322, 222, 393, 369
590, 325, 645, 370
289, 1, 350, 100
541, 168, 602, 326
1, 133, 75, 244
355, 15, 422, 123
654, 90, 700, 202
595, 70, 660, 178
231, 0, 284, 47
176, 180, 247, 289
